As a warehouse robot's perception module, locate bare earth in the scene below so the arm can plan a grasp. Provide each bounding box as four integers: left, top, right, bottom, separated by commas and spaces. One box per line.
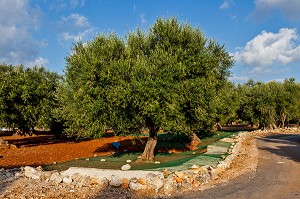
0, 131, 149, 168
0, 129, 299, 198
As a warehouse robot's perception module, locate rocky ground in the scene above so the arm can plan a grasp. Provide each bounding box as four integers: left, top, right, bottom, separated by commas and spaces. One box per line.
0, 167, 154, 199
0, 128, 299, 198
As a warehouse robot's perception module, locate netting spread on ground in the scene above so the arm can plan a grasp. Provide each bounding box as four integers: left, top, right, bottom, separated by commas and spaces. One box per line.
43, 131, 238, 171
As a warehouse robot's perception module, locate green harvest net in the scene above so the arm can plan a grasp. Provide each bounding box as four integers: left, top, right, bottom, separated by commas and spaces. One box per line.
43, 131, 239, 172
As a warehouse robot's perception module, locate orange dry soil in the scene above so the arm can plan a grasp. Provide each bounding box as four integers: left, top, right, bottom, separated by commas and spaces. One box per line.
0, 131, 146, 169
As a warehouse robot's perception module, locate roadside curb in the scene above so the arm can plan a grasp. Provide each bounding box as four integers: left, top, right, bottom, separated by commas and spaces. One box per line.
12, 127, 300, 195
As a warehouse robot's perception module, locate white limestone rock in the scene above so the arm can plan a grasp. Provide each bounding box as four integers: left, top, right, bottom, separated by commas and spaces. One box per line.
121, 164, 131, 171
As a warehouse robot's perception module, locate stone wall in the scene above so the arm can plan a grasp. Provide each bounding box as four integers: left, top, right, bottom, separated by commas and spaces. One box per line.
7, 132, 247, 195
7, 128, 299, 195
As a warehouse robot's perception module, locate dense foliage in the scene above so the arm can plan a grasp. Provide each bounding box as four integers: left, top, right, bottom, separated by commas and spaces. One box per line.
0, 17, 299, 161
60, 17, 234, 160
0, 64, 61, 133
236, 78, 300, 129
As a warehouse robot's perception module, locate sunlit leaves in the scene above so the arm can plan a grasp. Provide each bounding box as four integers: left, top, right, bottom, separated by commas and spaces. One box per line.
236, 79, 300, 128
61, 17, 234, 138
0, 64, 61, 130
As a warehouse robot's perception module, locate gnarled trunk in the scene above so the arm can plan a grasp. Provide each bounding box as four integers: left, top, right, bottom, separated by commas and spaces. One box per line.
186, 132, 201, 150
280, 113, 287, 128
261, 123, 277, 130
215, 122, 222, 130
141, 127, 158, 161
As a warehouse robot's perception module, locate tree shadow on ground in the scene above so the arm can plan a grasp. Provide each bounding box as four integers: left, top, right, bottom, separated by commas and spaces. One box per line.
93, 138, 147, 155
0, 168, 20, 197
0, 131, 91, 148
221, 124, 257, 132
90, 186, 157, 199
1, 163, 49, 170
257, 134, 300, 163
93, 136, 190, 157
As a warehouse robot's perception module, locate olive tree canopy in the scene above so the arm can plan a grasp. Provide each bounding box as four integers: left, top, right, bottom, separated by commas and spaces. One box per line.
0, 64, 61, 133
61, 17, 234, 160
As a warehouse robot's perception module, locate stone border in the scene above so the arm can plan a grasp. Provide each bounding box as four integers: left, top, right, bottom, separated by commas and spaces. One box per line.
6, 127, 300, 195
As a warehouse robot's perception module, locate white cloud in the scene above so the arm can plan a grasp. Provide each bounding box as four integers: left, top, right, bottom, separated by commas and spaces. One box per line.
253, 0, 300, 21
268, 79, 285, 83
70, 0, 85, 9
27, 57, 49, 67
60, 13, 90, 28
139, 13, 147, 24
233, 28, 300, 74
0, 0, 47, 67
219, 1, 230, 9
50, 0, 85, 11
219, 1, 237, 21
229, 14, 237, 21
219, 0, 235, 10
0, 0, 41, 28
229, 75, 251, 82
58, 13, 95, 46
59, 29, 94, 43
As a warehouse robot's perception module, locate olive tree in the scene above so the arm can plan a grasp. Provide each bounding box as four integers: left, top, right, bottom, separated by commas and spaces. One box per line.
275, 78, 300, 127
0, 64, 61, 134
216, 81, 240, 127
62, 17, 234, 160
236, 79, 300, 129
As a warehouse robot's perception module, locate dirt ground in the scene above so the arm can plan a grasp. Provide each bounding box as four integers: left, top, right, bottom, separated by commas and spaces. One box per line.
0, 128, 296, 198
0, 131, 149, 168
0, 131, 152, 198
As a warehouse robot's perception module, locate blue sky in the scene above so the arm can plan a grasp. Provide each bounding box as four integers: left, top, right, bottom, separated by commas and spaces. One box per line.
1, 0, 300, 83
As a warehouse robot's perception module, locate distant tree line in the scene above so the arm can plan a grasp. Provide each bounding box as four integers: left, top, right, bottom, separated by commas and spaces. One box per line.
0, 17, 299, 160
236, 78, 300, 129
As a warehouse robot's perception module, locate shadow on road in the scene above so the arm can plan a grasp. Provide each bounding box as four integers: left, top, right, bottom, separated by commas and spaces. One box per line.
258, 134, 300, 163
0, 131, 91, 148
0, 168, 21, 197
90, 186, 148, 199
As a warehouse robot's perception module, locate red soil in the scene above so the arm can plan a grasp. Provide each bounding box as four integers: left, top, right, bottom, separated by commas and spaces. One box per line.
0, 131, 147, 168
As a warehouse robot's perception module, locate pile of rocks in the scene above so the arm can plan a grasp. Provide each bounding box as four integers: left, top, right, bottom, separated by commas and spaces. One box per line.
24, 161, 241, 195
21, 165, 220, 194
261, 127, 300, 134
22, 166, 163, 191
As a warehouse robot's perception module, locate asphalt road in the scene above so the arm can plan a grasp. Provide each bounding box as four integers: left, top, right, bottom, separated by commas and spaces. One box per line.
170, 134, 300, 199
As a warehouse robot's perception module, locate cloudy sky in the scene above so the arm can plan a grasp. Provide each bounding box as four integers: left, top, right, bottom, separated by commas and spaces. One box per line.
1, 0, 300, 83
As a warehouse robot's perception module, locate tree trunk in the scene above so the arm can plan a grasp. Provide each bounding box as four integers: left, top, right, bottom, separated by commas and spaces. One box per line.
280, 113, 287, 128
216, 122, 222, 130
141, 127, 158, 161
271, 123, 277, 129
264, 123, 277, 130
186, 132, 201, 150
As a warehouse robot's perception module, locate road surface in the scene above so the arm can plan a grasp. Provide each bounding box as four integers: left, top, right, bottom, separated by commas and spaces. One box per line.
170, 134, 300, 199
